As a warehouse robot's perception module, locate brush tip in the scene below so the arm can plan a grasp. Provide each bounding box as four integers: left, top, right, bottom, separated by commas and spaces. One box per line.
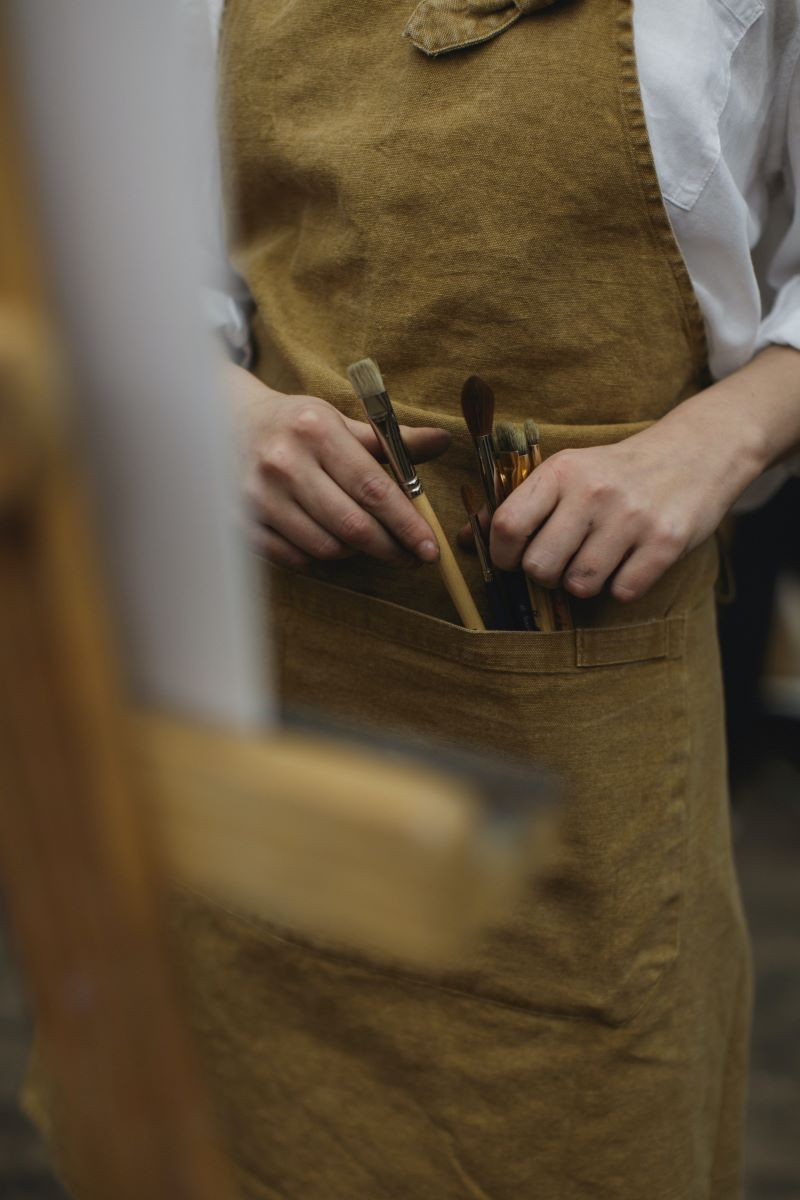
460, 481, 479, 516
493, 420, 518, 453
347, 358, 386, 399
524, 419, 540, 448
460, 375, 495, 437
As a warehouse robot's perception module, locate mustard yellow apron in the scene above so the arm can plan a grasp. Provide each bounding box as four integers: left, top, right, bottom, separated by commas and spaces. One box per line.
28, 1, 754, 1197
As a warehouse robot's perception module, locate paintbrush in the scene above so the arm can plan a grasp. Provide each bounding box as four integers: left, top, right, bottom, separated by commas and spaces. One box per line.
460, 483, 510, 630
347, 358, 485, 631
493, 420, 517, 502
460, 376, 498, 517
524, 420, 573, 631
492, 423, 544, 631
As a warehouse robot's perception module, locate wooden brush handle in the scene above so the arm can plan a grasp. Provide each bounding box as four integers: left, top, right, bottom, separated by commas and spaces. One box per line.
526, 577, 556, 633
551, 589, 574, 631
414, 492, 485, 631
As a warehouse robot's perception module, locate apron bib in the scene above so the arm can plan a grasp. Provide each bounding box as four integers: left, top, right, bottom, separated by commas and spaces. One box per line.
30, 4, 753, 1199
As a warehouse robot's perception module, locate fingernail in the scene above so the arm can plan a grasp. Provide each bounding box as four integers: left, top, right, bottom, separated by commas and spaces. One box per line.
418, 538, 439, 562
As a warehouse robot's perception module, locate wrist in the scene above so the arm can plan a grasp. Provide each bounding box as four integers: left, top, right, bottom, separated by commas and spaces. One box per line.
657, 375, 773, 505
689, 345, 800, 481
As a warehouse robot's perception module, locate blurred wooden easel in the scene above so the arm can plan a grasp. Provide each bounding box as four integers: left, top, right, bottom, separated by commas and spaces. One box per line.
0, 12, 549, 1200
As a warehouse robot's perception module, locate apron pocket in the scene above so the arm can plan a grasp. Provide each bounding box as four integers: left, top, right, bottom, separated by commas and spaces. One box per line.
263, 567, 691, 1028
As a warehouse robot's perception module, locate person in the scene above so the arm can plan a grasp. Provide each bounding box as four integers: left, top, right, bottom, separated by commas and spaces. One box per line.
52, 2, 800, 1197
186, 1, 800, 1197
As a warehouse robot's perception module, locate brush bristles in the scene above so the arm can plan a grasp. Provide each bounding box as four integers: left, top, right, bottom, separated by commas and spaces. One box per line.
460, 375, 495, 439
511, 424, 529, 454
491, 424, 527, 456
460, 482, 480, 517
347, 358, 386, 399
524, 419, 540, 450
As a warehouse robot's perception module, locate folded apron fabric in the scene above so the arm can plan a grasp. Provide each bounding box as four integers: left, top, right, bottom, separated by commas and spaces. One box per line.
25, 1, 753, 1197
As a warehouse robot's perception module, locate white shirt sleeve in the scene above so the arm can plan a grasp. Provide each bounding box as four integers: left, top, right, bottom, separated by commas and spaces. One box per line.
754, 50, 800, 358
186, 0, 253, 364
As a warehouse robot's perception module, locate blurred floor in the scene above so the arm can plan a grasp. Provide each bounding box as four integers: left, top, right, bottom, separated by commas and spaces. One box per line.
1, 732, 798, 1199
733, 738, 800, 1200
0, 934, 67, 1200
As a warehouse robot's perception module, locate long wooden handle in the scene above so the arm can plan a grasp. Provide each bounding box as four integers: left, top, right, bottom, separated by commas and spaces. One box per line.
414, 491, 485, 631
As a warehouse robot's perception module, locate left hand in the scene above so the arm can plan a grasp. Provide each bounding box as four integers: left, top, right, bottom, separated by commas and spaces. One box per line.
457, 407, 762, 603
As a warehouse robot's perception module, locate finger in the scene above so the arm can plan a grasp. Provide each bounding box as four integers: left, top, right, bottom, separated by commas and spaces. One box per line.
316, 430, 440, 562
610, 540, 681, 603
249, 489, 350, 561
248, 523, 311, 570
561, 526, 636, 598
345, 417, 452, 465
490, 469, 560, 570
520, 496, 596, 587
289, 469, 414, 564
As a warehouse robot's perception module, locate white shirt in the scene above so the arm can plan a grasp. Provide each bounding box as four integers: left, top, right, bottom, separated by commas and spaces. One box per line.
191, 0, 800, 498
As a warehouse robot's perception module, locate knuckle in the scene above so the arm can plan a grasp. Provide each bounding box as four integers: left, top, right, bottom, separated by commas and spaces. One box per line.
491, 509, 518, 541
259, 438, 294, 479
652, 520, 685, 555
565, 563, 601, 595
312, 532, 342, 559
587, 479, 613, 504
548, 449, 578, 483
357, 473, 392, 509
339, 509, 371, 544
620, 498, 645, 526
523, 554, 557, 585
549, 448, 575, 470
289, 402, 326, 439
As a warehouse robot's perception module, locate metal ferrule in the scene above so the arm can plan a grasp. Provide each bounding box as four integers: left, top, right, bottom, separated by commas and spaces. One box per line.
512, 450, 531, 490
361, 392, 423, 499
495, 452, 516, 502
468, 513, 493, 583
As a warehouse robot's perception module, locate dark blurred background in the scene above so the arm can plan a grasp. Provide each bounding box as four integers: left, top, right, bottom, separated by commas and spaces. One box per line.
2, 481, 799, 1200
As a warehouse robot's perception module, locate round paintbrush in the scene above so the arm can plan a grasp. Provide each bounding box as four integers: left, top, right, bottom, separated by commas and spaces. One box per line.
460, 376, 498, 517
347, 358, 485, 631
460, 483, 510, 630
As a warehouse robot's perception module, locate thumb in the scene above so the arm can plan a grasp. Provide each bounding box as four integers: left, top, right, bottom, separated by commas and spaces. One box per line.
344, 416, 452, 464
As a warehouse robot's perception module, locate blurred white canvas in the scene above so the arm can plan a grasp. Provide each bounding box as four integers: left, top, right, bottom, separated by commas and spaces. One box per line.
7, 0, 270, 728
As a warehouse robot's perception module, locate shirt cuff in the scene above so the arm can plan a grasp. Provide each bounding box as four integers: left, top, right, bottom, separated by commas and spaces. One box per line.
754, 276, 800, 358
203, 286, 252, 368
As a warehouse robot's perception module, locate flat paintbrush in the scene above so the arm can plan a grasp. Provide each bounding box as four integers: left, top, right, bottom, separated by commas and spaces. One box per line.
347, 358, 485, 631
460, 483, 510, 630
524, 420, 573, 632
493, 420, 521, 502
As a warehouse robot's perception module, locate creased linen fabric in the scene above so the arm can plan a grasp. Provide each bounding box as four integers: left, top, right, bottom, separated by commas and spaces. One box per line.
174, 0, 752, 1195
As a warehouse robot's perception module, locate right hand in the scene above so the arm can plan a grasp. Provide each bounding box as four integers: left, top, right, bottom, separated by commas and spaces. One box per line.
228, 363, 452, 570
